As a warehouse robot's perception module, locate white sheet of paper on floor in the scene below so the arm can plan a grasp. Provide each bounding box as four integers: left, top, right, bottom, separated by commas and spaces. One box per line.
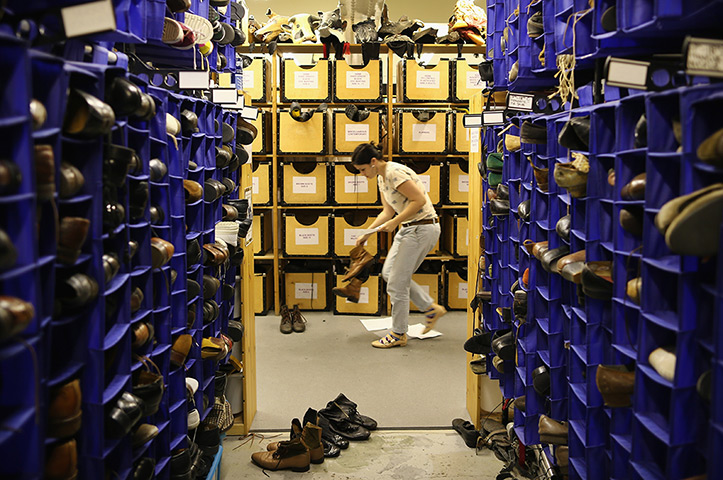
360, 317, 393, 331
407, 323, 442, 339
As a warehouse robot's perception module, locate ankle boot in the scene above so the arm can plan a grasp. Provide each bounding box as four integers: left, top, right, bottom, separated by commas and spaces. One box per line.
332, 277, 363, 303
267, 420, 324, 464
251, 437, 310, 472
304, 407, 348, 452
279, 304, 292, 334
340, 245, 373, 282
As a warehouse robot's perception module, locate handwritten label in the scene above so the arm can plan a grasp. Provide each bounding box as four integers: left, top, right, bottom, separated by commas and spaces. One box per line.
344, 229, 364, 246
346, 71, 371, 89
345, 124, 369, 142
412, 124, 437, 142
458, 282, 468, 300
458, 174, 469, 193
346, 287, 369, 304
466, 71, 483, 89
416, 71, 440, 89
295, 228, 319, 245
252, 176, 260, 195
292, 177, 317, 194
470, 128, 479, 153
419, 175, 431, 193
507, 93, 535, 111
294, 71, 319, 89
344, 176, 368, 193
295, 283, 318, 299
243, 70, 255, 89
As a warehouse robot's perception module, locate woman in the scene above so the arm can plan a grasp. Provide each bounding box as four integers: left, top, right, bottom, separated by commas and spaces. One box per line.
351, 142, 446, 348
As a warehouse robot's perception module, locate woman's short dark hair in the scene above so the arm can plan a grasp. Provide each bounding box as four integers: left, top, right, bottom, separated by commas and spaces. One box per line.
351, 142, 382, 165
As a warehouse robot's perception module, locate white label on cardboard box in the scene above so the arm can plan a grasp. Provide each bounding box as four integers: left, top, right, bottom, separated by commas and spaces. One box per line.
412, 124, 437, 142
419, 175, 431, 193
243, 70, 255, 89
458, 174, 469, 193
458, 282, 468, 299
344, 176, 368, 193
295, 228, 319, 245
294, 71, 319, 89
344, 229, 365, 246
470, 128, 480, 153
416, 70, 440, 89
292, 177, 317, 194
419, 285, 430, 296
346, 71, 371, 89
345, 124, 370, 142
466, 126, 470, 141
346, 287, 369, 304
252, 176, 259, 195
465, 228, 469, 246
295, 283, 318, 299
466, 71, 483, 89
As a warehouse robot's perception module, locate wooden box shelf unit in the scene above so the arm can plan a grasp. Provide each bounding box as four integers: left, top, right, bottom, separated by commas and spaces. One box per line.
277, 110, 327, 154
281, 161, 329, 205
332, 211, 379, 257
280, 58, 332, 103
252, 211, 272, 255
285, 270, 329, 311
445, 266, 468, 310
404, 159, 443, 205
332, 163, 379, 205
334, 59, 383, 103
249, 110, 270, 154
410, 272, 442, 310
241, 56, 271, 103
396, 110, 449, 154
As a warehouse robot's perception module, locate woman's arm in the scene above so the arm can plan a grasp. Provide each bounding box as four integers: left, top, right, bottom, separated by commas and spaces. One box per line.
355, 193, 395, 246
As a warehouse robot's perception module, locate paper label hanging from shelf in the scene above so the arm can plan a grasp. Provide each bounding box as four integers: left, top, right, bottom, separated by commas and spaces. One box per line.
458, 282, 468, 299
419, 175, 431, 192
61, 0, 116, 38
416, 71, 440, 89
470, 128, 479, 153
295, 228, 319, 245
346, 287, 369, 304
344, 229, 365, 246
252, 177, 259, 195
295, 283, 318, 299
292, 177, 317, 194
243, 70, 255, 89
344, 176, 368, 193
294, 71, 319, 89
458, 174, 469, 193
412, 124, 437, 142
346, 71, 371, 89
466, 71, 483, 89
345, 124, 369, 142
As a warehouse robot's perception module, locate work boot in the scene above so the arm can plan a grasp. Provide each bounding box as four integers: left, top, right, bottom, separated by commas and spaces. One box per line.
267, 421, 324, 464
279, 305, 292, 334
340, 245, 373, 282
251, 437, 310, 472
291, 305, 306, 333
332, 278, 362, 303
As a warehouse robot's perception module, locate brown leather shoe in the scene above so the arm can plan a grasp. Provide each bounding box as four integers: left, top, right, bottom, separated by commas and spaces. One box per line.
595, 364, 635, 408
150, 237, 175, 269
59, 162, 85, 199
251, 437, 311, 472
0, 296, 35, 341
555, 446, 569, 475
332, 278, 362, 303
170, 334, 193, 368
340, 245, 373, 282
57, 217, 90, 265
0, 159, 22, 195
48, 379, 82, 438
621, 173, 646, 200
131, 321, 155, 350
35, 145, 55, 201
556, 250, 585, 274
130, 287, 144, 313
183, 179, 203, 204
279, 305, 293, 334
45, 438, 78, 480
268, 422, 324, 464
538, 415, 568, 445
291, 305, 306, 333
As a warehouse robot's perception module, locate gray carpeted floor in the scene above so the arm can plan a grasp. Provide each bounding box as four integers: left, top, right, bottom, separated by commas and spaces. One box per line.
251, 310, 470, 430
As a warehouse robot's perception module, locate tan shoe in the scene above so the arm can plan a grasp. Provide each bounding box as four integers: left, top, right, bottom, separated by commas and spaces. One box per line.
371, 332, 407, 348
340, 245, 374, 282
422, 303, 446, 334
251, 437, 310, 472
267, 421, 324, 465
332, 278, 362, 303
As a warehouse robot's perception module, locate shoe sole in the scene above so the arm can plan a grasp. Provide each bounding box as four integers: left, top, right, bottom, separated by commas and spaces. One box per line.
655, 183, 723, 234
665, 188, 723, 256
422, 306, 446, 334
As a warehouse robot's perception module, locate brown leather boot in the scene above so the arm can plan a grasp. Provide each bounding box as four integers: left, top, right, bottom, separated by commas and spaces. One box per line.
279, 305, 292, 334
595, 365, 634, 407
267, 421, 324, 464
332, 278, 362, 303
251, 437, 310, 472
340, 245, 373, 282
291, 305, 306, 333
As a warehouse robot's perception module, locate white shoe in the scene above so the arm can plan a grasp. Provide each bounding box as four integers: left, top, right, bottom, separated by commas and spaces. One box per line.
649, 346, 676, 382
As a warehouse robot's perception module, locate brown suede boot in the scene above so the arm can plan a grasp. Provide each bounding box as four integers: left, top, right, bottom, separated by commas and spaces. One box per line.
251, 437, 310, 472
340, 245, 373, 282
332, 278, 362, 303
267, 422, 324, 464
279, 304, 292, 334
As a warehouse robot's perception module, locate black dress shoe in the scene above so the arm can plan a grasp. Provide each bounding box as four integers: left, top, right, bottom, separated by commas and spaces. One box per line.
452, 418, 480, 448
103, 144, 134, 187
557, 116, 590, 151
490, 198, 510, 216
541, 245, 569, 273
107, 391, 145, 437
104, 202, 125, 232
187, 239, 202, 268
318, 402, 371, 440
204, 179, 226, 202
517, 199, 531, 222
221, 123, 235, 143
203, 275, 221, 299
533, 365, 550, 397
132, 457, 156, 480
180, 109, 199, 136
491, 331, 515, 361
129, 181, 149, 220
133, 369, 165, 417
56, 273, 99, 312
222, 283, 234, 301
170, 447, 193, 480
227, 319, 244, 342
221, 177, 236, 196
106, 77, 144, 118
329, 393, 377, 430
464, 330, 495, 354
149, 158, 168, 182
215, 147, 232, 168
203, 300, 219, 323
195, 423, 221, 456
63, 89, 115, 138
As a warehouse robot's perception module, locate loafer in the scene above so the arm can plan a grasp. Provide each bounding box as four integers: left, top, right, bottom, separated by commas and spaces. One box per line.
657, 184, 723, 256
581, 261, 613, 299
541, 245, 569, 273
556, 250, 585, 275
621, 173, 646, 200
57, 217, 90, 265
59, 162, 85, 198
56, 273, 99, 312
132, 424, 159, 448
557, 116, 590, 151
520, 120, 546, 144
203, 300, 220, 324
48, 379, 82, 438
554, 154, 589, 198
697, 127, 723, 166
560, 261, 585, 284
0, 229, 17, 271
131, 321, 155, 350
105, 76, 144, 118
228, 319, 244, 342
150, 237, 175, 269
556, 215, 571, 242
171, 334, 193, 368
34, 145, 55, 200
107, 391, 145, 438
595, 364, 634, 407
149, 158, 168, 182
517, 199, 531, 222
180, 109, 199, 136
463, 330, 495, 354
649, 346, 676, 382
215, 146, 232, 168
533, 365, 550, 397
490, 198, 510, 216
469, 357, 487, 374
491, 331, 515, 361
63, 89, 115, 138
452, 418, 480, 448
204, 178, 226, 202
0, 159, 22, 195
538, 415, 568, 445
620, 206, 643, 237
184, 179, 203, 204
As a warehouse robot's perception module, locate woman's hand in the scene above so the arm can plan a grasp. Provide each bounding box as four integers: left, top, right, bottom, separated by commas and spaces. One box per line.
377, 219, 400, 233
355, 233, 371, 246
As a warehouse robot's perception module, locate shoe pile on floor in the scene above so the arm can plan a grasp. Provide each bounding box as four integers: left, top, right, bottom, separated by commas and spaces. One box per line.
250, 393, 377, 472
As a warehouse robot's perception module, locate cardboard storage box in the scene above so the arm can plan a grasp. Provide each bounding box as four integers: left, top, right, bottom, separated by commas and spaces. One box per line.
280, 58, 332, 103
252, 212, 272, 255
241, 57, 271, 103
453, 60, 484, 102
332, 212, 379, 257
333, 274, 381, 315
442, 212, 469, 257
252, 161, 271, 206
282, 212, 330, 256
332, 163, 378, 205
451, 111, 473, 154
285, 271, 328, 310
447, 159, 469, 204
404, 160, 442, 205
410, 273, 441, 311
445, 267, 468, 310
397, 59, 451, 102
332, 109, 382, 155
281, 162, 329, 205
277, 110, 328, 154
334, 59, 383, 103
397, 110, 449, 154
250, 110, 269, 154
253, 265, 273, 315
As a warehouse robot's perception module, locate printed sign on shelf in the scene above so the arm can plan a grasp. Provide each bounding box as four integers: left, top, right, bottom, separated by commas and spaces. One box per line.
345, 124, 370, 142
416, 71, 441, 89
294, 71, 319, 89
344, 176, 368, 193
292, 177, 317, 194
466, 71, 483, 89
295, 228, 319, 245
243, 70, 255, 89
419, 175, 431, 193
412, 124, 437, 142
295, 283, 318, 299
458, 282, 468, 300
458, 174, 469, 193
346, 71, 371, 89
344, 229, 365, 246
252, 176, 259, 195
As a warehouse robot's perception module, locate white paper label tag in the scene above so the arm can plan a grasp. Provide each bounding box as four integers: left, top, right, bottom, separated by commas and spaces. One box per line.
465, 127, 470, 141
211, 88, 238, 104
458, 282, 468, 299
292, 177, 317, 194
412, 124, 437, 142
295, 283, 318, 299
240, 106, 258, 120
294, 71, 319, 89
470, 128, 479, 153
416, 71, 441, 89
507, 93, 535, 111
466, 71, 483, 89
345, 124, 370, 142
178, 71, 211, 90
606, 58, 649, 89
419, 175, 431, 193
346, 71, 371, 89
458, 174, 469, 193
62, 0, 116, 38
465, 228, 469, 245
243, 70, 255, 89
295, 228, 319, 245
419, 284, 430, 296
252, 176, 260, 195
344, 176, 368, 193
344, 229, 365, 246
346, 287, 369, 304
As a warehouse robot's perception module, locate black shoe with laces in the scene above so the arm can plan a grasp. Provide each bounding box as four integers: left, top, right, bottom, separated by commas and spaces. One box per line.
318, 403, 370, 441
330, 393, 377, 430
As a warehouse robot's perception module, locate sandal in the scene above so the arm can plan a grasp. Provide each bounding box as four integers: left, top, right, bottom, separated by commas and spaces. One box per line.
422, 303, 447, 334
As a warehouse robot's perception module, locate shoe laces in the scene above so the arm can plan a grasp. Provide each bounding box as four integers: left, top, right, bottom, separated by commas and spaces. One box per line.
292, 306, 306, 324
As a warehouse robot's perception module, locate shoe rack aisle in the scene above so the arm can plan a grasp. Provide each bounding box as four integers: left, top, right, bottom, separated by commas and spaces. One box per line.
244, 43, 485, 317
0, 0, 257, 479
468, 0, 723, 479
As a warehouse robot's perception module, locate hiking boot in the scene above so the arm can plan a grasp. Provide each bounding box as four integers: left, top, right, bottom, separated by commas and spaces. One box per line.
332, 278, 362, 303
291, 305, 306, 333
371, 332, 407, 348
251, 437, 310, 472
340, 245, 373, 282
279, 305, 292, 334
267, 420, 324, 464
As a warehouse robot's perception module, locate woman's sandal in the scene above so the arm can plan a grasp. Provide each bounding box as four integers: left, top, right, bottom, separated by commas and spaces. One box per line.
422, 303, 447, 334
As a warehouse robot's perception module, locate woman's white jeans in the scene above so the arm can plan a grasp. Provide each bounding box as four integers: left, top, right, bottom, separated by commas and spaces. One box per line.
381, 223, 441, 334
